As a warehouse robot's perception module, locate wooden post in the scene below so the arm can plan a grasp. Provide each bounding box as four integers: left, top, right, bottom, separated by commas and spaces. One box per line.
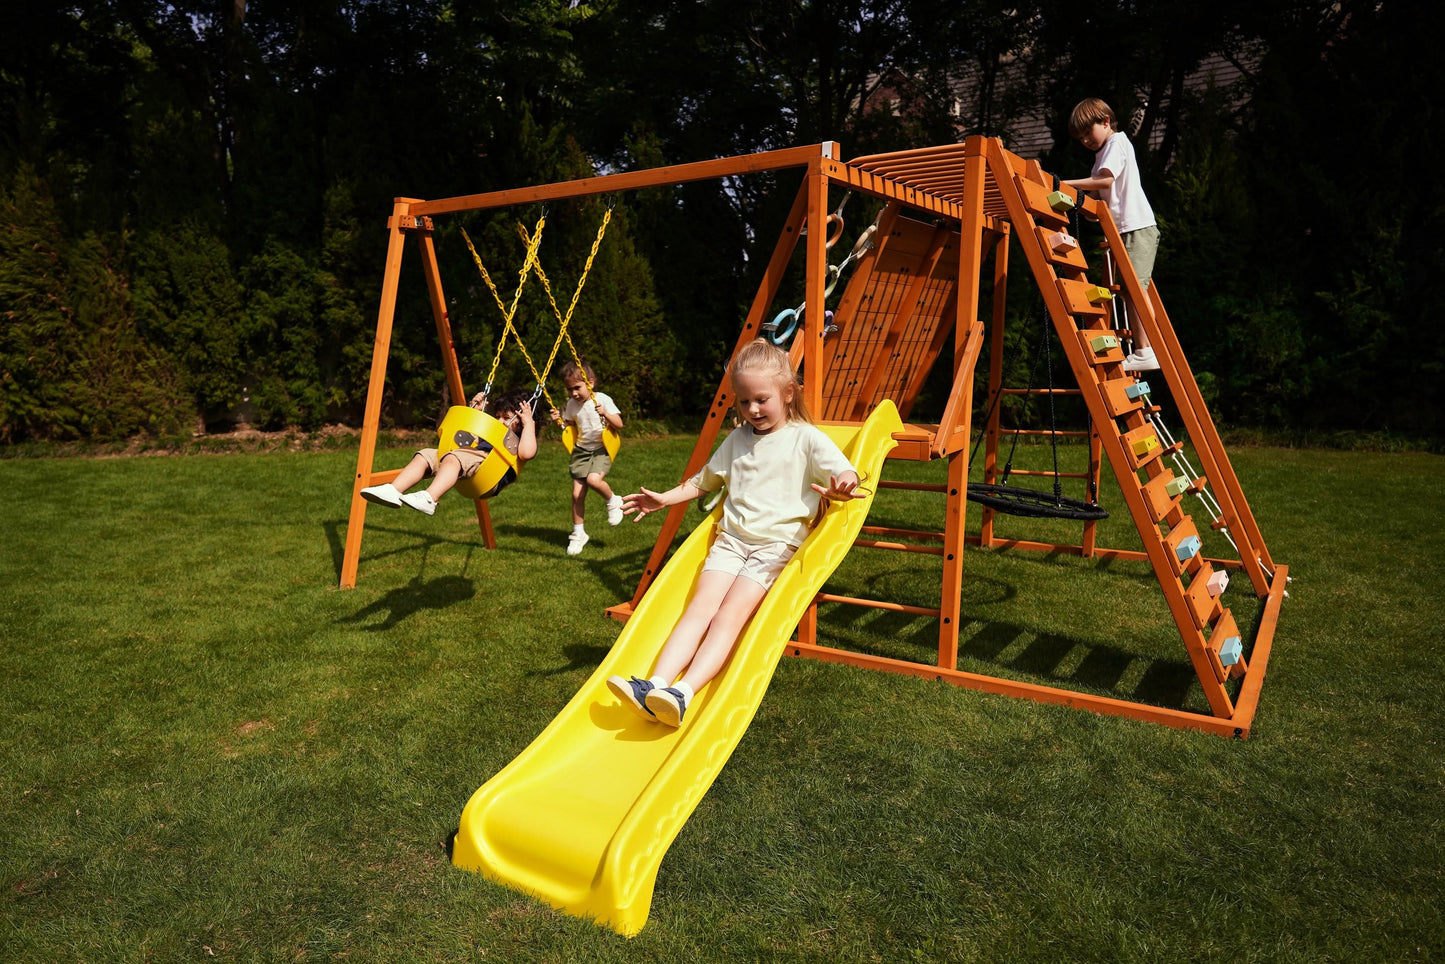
802, 160, 829, 415
341, 198, 419, 589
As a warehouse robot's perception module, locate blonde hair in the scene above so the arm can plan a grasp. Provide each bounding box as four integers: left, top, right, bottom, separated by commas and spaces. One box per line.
1068, 97, 1117, 139
729, 339, 812, 424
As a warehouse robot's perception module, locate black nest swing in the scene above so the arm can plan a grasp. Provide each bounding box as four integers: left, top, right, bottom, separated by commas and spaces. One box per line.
966, 481, 1108, 520
968, 306, 1109, 522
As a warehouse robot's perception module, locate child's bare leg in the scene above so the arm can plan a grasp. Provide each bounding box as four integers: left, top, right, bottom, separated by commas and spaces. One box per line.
586, 472, 614, 502
676, 576, 769, 692
1129, 301, 1153, 351
651, 570, 737, 682
392, 454, 431, 492
424, 454, 464, 500
571, 478, 588, 525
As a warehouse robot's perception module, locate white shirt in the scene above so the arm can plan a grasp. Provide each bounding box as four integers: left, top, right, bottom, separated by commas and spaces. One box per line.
689, 420, 856, 547
563, 391, 620, 449
1093, 131, 1156, 234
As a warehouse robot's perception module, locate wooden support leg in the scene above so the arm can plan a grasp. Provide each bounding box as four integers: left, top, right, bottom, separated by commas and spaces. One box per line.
938, 452, 968, 670
341, 199, 418, 589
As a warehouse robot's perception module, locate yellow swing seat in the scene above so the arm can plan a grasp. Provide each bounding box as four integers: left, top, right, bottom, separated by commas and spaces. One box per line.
561, 424, 621, 460
438, 406, 521, 500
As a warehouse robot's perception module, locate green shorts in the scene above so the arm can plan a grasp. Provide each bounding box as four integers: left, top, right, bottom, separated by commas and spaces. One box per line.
569, 446, 612, 480
1121, 224, 1160, 289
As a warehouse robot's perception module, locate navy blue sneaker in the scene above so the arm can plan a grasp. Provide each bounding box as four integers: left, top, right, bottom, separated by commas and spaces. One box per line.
607, 675, 655, 720
645, 686, 688, 727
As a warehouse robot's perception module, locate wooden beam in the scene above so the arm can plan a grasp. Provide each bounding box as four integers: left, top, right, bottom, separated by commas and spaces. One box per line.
412, 144, 839, 217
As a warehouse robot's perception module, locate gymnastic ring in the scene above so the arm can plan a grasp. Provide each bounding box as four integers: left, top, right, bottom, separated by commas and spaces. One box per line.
822, 264, 841, 299
849, 223, 878, 263
765, 307, 799, 346
825, 213, 845, 249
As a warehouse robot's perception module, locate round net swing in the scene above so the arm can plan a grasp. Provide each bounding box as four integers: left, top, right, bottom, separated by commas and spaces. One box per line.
965, 482, 1109, 520
967, 303, 1109, 522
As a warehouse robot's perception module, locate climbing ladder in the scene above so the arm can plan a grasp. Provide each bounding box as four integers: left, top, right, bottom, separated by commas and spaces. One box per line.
977, 139, 1285, 727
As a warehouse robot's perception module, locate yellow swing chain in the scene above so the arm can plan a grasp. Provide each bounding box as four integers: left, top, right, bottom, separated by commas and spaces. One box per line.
518, 204, 613, 406
459, 212, 550, 405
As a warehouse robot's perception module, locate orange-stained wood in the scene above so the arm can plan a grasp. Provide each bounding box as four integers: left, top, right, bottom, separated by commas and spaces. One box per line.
412, 143, 839, 218
341, 198, 418, 589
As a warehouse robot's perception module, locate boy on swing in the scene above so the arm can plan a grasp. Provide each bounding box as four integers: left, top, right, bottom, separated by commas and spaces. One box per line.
551, 359, 625, 556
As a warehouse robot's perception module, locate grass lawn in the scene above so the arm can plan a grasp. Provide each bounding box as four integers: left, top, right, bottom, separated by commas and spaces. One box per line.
1, 435, 1442, 962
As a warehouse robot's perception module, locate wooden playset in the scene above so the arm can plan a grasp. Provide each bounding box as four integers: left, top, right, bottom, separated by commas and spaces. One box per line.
342, 136, 1288, 738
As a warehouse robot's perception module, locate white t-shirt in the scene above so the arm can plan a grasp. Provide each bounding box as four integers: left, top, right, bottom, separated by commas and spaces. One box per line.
1092, 131, 1156, 234
689, 420, 856, 548
563, 391, 620, 449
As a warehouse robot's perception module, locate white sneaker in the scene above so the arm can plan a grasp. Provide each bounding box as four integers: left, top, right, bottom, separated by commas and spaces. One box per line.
360, 483, 403, 508
400, 491, 437, 516
566, 530, 590, 556
1122, 348, 1160, 373
606, 496, 624, 526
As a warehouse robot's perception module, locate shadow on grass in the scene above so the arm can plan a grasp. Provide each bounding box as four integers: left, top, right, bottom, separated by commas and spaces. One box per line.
814, 605, 1199, 710
323, 517, 498, 582
490, 523, 660, 601
337, 573, 478, 631
531, 641, 612, 678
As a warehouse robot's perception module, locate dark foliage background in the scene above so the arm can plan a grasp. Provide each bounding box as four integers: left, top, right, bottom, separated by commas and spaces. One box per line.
2, 1, 1438, 442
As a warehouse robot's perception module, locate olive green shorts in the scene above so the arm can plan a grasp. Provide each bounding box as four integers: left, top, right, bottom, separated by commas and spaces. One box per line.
568, 446, 612, 480
1120, 224, 1160, 289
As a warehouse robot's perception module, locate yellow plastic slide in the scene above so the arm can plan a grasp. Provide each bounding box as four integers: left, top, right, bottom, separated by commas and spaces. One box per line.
451, 400, 902, 935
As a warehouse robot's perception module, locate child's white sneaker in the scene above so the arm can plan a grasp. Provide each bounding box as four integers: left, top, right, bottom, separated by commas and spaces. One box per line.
566, 530, 590, 556
606, 496, 625, 526
360, 483, 403, 508
400, 491, 437, 516
1122, 347, 1160, 373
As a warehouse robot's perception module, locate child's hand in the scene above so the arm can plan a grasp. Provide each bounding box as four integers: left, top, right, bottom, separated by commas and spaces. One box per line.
469, 391, 487, 410
622, 488, 667, 522
517, 403, 534, 426
549, 407, 561, 423
811, 475, 864, 503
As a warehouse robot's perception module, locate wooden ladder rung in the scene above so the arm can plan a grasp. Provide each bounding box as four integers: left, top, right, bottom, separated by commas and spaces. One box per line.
1005, 469, 1092, 480
1001, 387, 1084, 396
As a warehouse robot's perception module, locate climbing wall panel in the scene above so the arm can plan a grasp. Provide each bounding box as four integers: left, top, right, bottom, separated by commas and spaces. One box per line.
821, 215, 959, 420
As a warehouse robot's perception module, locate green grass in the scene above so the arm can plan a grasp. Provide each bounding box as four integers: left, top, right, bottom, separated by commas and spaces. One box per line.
2, 437, 1442, 962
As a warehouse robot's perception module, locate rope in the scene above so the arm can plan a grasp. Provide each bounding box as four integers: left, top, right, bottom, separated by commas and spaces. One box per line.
970, 313, 1103, 516
1043, 322, 1062, 500
999, 324, 1050, 485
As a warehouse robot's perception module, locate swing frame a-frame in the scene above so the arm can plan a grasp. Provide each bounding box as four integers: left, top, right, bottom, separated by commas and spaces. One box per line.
343, 136, 1288, 738
340, 144, 847, 589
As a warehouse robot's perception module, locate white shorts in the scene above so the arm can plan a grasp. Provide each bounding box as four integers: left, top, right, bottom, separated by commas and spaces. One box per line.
701, 529, 798, 590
